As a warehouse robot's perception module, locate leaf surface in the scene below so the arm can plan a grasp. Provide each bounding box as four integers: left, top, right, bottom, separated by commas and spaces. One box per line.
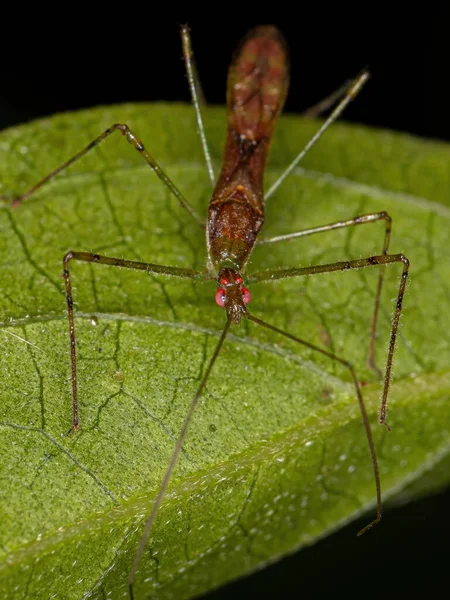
0, 104, 449, 599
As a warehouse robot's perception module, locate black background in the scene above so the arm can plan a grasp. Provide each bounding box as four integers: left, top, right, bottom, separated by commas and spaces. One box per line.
1, 6, 449, 599
1, 10, 450, 142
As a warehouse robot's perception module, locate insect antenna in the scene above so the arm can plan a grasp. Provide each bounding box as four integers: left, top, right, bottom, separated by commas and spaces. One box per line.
128, 318, 232, 597
245, 312, 382, 534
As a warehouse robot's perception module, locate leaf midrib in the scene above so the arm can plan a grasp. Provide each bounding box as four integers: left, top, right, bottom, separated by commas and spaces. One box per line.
2, 368, 448, 569
0, 312, 356, 387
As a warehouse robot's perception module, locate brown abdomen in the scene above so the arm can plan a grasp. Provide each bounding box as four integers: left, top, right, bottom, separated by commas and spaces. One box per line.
208, 26, 289, 271
227, 25, 289, 142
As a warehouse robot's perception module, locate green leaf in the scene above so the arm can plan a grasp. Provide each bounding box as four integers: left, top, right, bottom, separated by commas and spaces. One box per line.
0, 103, 449, 600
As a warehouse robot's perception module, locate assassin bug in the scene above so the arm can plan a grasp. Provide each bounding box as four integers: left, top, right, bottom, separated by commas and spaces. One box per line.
2, 25, 409, 598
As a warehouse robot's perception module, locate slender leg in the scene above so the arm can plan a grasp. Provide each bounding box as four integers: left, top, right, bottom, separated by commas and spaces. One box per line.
265, 69, 370, 202
246, 312, 381, 535
62, 250, 208, 431
257, 211, 392, 376
1, 124, 204, 226
248, 252, 410, 430
128, 318, 232, 599
181, 25, 215, 187
302, 76, 357, 119
257, 212, 390, 246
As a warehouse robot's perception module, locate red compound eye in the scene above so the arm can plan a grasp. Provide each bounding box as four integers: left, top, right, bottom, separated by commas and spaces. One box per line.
242, 287, 251, 305
235, 275, 243, 285
215, 288, 226, 308
220, 277, 229, 286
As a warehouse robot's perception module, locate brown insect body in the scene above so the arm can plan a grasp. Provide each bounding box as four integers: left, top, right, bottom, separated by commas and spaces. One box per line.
2, 25, 411, 596
207, 26, 289, 323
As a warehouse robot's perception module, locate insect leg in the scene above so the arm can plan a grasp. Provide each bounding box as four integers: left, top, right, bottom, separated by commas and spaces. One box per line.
62, 250, 207, 431
249, 252, 410, 430
257, 211, 392, 376
181, 24, 215, 187
2, 124, 204, 226
301, 74, 363, 119
265, 69, 370, 202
